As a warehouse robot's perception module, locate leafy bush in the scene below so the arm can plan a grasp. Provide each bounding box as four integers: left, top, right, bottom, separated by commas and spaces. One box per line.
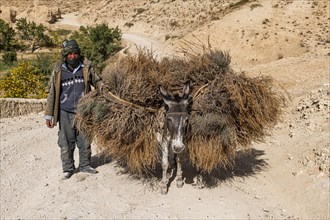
71, 23, 122, 72
0, 61, 47, 98
32, 53, 59, 86
2, 51, 17, 65
54, 29, 72, 36
0, 19, 22, 52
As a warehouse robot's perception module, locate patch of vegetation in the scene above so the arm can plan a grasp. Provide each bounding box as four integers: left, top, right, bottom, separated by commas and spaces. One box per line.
16, 18, 55, 52
53, 29, 72, 36
71, 23, 122, 72
32, 53, 59, 86
0, 18, 123, 98
0, 61, 47, 98
2, 51, 18, 66
0, 19, 22, 52
0, 61, 16, 73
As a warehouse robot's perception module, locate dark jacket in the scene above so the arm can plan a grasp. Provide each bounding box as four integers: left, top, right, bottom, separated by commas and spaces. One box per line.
45, 58, 102, 125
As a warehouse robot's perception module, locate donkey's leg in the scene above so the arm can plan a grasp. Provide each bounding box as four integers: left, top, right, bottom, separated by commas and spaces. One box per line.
160, 142, 169, 195
168, 149, 176, 169
176, 153, 184, 188
193, 171, 205, 189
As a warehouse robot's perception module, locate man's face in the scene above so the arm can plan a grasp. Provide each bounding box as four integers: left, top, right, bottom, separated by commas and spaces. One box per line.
67, 52, 79, 60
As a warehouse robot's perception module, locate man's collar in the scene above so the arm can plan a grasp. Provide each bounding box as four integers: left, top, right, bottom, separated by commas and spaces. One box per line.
62, 61, 84, 74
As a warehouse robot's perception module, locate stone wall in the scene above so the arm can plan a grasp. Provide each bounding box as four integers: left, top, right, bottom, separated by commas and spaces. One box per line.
0, 98, 47, 118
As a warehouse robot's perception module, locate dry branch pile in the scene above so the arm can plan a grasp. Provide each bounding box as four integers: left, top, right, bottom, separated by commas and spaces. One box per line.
75, 49, 286, 174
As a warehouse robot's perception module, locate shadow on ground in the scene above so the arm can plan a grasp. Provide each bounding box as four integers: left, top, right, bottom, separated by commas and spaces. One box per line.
92, 148, 268, 189
184, 148, 268, 188
91, 154, 113, 168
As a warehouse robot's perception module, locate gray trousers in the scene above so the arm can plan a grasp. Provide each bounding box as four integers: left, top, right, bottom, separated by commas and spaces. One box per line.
58, 110, 91, 173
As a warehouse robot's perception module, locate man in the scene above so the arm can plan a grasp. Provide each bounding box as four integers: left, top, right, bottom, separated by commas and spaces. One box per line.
45, 39, 108, 180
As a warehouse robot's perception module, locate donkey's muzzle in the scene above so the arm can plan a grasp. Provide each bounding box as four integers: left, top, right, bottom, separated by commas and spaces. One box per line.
173, 144, 185, 154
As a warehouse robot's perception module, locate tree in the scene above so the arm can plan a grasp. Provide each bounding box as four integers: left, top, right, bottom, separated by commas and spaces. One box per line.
0, 19, 22, 65
16, 18, 54, 52
2, 51, 17, 65
0, 19, 19, 52
71, 23, 122, 71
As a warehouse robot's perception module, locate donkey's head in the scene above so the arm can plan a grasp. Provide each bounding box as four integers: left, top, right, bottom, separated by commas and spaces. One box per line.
160, 81, 192, 154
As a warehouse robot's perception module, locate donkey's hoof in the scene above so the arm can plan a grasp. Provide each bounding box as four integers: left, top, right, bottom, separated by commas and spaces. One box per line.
198, 183, 205, 189
176, 180, 183, 188
160, 186, 168, 195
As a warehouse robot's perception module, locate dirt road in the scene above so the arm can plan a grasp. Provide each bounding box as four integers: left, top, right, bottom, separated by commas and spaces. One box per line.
0, 81, 329, 219
0, 0, 329, 218
1, 49, 329, 218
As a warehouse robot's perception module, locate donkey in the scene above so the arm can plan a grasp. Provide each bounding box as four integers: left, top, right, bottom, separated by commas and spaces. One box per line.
158, 80, 192, 194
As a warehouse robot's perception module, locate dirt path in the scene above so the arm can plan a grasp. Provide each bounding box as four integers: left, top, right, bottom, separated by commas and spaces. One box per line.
0, 81, 328, 219
1, 0, 329, 218
122, 33, 173, 60
0, 50, 329, 219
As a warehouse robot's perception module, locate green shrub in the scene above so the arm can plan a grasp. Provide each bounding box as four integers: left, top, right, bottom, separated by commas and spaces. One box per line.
71, 23, 122, 72
0, 19, 22, 52
0, 61, 46, 98
2, 51, 17, 65
32, 53, 59, 86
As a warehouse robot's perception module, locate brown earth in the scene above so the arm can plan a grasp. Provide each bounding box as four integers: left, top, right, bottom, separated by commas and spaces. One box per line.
0, 0, 329, 219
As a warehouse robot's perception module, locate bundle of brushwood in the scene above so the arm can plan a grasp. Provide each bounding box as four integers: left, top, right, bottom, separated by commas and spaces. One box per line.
75, 48, 287, 174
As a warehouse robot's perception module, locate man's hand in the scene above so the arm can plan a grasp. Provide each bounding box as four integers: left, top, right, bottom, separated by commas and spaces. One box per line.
46, 119, 54, 128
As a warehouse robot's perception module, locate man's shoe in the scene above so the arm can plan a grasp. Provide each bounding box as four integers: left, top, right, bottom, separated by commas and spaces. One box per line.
79, 166, 98, 174
61, 171, 73, 180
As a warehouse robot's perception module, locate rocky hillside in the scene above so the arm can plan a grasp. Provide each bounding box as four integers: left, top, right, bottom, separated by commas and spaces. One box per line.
1, 0, 247, 36
1, 1, 328, 65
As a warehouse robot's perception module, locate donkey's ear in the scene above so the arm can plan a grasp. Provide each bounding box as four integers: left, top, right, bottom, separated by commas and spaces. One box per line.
159, 86, 172, 107
159, 86, 168, 98
182, 80, 191, 99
